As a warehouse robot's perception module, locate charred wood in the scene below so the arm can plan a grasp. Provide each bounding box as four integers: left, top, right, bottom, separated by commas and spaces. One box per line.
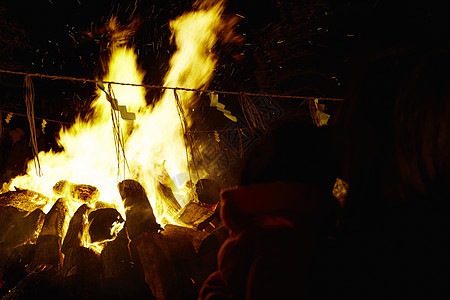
195, 179, 221, 205
196, 202, 222, 232
0, 188, 48, 212
197, 226, 229, 257
118, 179, 160, 239
151, 161, 177, 191
27, 199, 69, 272
193, 226, 229, 287
61, 246, 102, 299
94, 201, 116, 209
161, 224, 209, 294
130, 232, 196, 300
176, 202, 215, 228
161, 224, 209, 257
2, 267, 64, 299
100, 228, 130, 280
156, 182, 182, 218
53, 180, 100, 205
0, 206, 28, 240
0, 244, 36, 297
100, 228, 153, 299
38, 198, 70, 238
26, 235, 62, 273
1, 209, 45, 248
88, 208, 124, 243
119, 179, 193, 300
61, 204, 90, 255
176, 179, 221, 229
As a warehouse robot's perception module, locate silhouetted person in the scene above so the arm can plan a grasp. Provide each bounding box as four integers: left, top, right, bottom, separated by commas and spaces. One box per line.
200, 118, 339, 299
326, 44, 450, 299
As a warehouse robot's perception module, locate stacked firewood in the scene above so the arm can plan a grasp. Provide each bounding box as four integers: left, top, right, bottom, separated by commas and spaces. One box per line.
0, 179, 227, 299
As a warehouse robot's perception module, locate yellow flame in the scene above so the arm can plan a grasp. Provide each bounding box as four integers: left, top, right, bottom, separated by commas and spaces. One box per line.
8, 2, 226, 227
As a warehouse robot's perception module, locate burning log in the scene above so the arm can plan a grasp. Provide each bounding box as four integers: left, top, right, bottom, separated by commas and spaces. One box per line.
0, 244, 36, 297
0, 207, 44, 278
196, 179, 221, 206
161, 224, 209, 258
60, 246, 102, 299
161, 224, 209, 293
130, 231, 196, 300
193, 226, 229, 287
0, 188, 48, 212
94, 200, 116, 209
100, 228, 154, 299
53, 180, 100, 204
176, 179, 221, 228
38, 198, 69, 237
59, 204, 103, 298
176, 198, 214, 228
27, 198, 69, 272
0, 206, 28, 239
61, 204, 90, 255
2, 267, 64, 299
118, 179, 193, 300
151, 162, 183, 218
88, 208, 124, 243
100, 228, 131, 280
156, 182, 182, 218
1, 209, 45, 248
118, 180, 160, 239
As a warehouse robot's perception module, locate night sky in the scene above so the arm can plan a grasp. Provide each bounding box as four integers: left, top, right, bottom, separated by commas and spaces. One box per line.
0, 0, 448, 133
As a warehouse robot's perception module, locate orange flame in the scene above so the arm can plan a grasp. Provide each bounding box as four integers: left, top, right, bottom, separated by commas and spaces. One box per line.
8, 1, 227, 228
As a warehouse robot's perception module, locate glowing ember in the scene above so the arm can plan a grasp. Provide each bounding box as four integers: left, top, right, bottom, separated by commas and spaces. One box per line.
6, 1, 226, 231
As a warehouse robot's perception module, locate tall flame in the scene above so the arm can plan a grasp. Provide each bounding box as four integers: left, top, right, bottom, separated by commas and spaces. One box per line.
8, 1, 226, 224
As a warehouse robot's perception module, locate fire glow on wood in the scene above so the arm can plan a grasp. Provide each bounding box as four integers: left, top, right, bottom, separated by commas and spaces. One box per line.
6, 1, 225, 223
1, 2, 229, 298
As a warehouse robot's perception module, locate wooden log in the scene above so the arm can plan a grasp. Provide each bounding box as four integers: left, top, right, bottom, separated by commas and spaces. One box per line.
117, 179, 160, 239
161, 224, 209, 257
197, 226, 229, 257
88, 208, 124, 243
192, 226, 229, 287
176, 202, 215, 228
175, 179, 221, 228
1, 209, 45, 248
151, 161, 177, 191
26, 235, 62, 273
160, 224, 199, 269
118, 179, 194, 300
161, 224, 210, 293
100, 228, 154, 299
53, 180, 100, 205
0, 244, 36, 297
151, 162, 184, 218
60, 205, 105, 299
27, 198, 69, 272
0, 188, 48, 212
196, 202, 222, 232
94, 201, 115, 209
60, 246, 102, 299
100, 228, 130, 280
195, 178, 221, 205
61, 204, 90, 255
156, 182, 182, 218
0, 206, 27, 239
38, 198, 69, 238
130, 232, 196, 300
2, 267, 64, 299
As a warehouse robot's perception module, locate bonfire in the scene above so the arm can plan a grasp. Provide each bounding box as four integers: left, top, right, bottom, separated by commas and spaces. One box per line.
0, 1, 230, 298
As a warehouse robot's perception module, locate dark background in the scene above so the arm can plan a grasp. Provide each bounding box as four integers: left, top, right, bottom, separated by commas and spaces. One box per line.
0, 0, 448, 182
